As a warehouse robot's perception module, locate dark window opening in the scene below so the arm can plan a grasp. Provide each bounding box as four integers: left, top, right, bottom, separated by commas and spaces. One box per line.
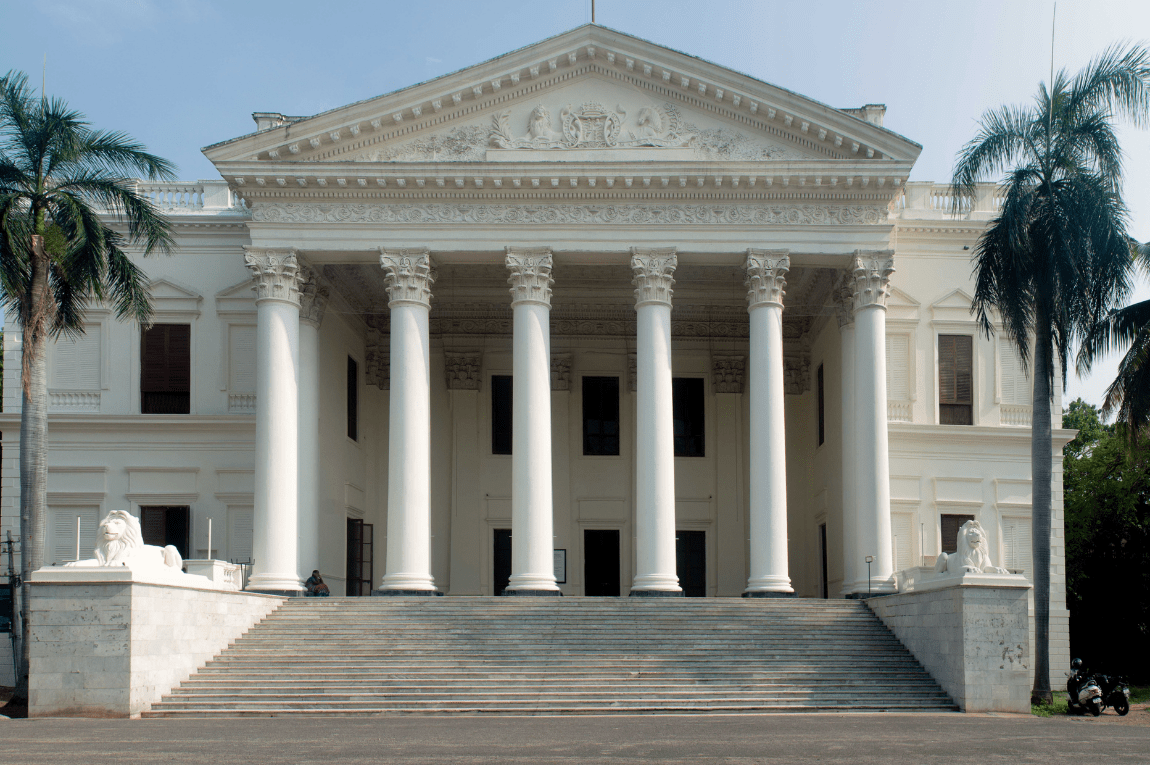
492, 375, 513, 455
939, 335, 973, 425
346, 518, 373, 595
493, 528, 512, 596
347, 356, 359, 440
819, 523, 829, 599
140, 506, 190, 559
582, 376, 620, 456
141, 324, 190, 414
672, 378, 705, 457
941, 514, 977, 554
817, 363, 825, 446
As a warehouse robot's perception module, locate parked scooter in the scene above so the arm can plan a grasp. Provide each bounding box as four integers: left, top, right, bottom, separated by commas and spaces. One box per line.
1066, 658, 1104, 716
1094, 672, 1132, 716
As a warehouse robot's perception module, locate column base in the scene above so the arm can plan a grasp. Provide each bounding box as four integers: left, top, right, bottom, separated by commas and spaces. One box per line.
503, 589, 563, 597
844, 591, 894, 600
742, 591, 796, 598
246, 574, 305, 595
245, 588, 306, 597
372, 589, 443, 597
629, 589, 684, 597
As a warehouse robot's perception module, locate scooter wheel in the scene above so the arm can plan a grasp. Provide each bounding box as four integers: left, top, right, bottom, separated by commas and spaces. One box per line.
1090, 700, 1103, 717
1114, 697, 1130, 716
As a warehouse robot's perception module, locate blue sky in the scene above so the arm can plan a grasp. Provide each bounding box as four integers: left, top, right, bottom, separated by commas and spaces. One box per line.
3, 0, 1149, 408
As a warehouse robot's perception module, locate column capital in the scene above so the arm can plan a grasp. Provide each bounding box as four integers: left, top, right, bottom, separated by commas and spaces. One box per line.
745, 249, 789, 309
445, 351, 481, 390
711, 355, 746, 393
505, 247, 554, 308
631, 247, 677, 307
850, 250, 895, 311
244, 247, 305, 306
298, 264, 330, 327
380, 247, 435, 308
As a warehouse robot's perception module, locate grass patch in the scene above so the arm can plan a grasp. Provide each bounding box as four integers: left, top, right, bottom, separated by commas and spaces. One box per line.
1032, 695, 1069, 717
1130, 685, 1150, 704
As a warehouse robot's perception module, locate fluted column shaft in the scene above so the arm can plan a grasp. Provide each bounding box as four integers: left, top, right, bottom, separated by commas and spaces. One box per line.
377, 248, 437, 594
744, 250, 793, 595
245, 248, 305, 594
297, 268, 328, 580
630, 248, 682, 595
850, 251, 897, 594
506, 248, 560, 594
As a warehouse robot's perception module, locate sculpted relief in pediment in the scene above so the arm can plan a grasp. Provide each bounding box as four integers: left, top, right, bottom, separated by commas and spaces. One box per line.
343, 98, 812, 163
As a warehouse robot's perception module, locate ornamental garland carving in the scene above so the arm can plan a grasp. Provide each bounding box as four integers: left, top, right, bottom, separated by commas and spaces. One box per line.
505, 247, 554, 307
491, 102, 692, 150
745, 250, 789, 309
380, 248, 435, 307
444, 352, 481, 390
850, 250, 896, 310
243, 248, 304, 306
631, 248, 677, 307
252, 203, 886, 227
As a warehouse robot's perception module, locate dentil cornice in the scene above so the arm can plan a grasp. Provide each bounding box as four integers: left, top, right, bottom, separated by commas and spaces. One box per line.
745, 249, 789, 309
850, 250, 895, 310
380, 248, 436, 308
243, 247, 304, 306
631, 247, 677, 307
505, 247, 554, 308
298, 264, 330, 326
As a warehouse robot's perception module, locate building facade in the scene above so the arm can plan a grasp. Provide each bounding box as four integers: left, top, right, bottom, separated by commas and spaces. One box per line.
0, 26, 1070, 669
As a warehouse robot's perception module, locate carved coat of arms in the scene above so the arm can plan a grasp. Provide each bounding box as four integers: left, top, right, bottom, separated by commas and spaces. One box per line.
491, 102, 692, 150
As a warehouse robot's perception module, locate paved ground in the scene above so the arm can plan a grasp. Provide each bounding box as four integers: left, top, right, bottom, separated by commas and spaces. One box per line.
2, 711, 1149, 764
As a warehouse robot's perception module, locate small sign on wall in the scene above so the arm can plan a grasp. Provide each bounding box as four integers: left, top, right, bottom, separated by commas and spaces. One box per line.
554, 549, 566, 584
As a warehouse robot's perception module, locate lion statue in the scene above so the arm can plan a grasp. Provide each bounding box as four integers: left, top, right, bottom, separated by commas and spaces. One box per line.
65, 510, 183, 571
524, 105, 563, 142
934, 519, 1009, 575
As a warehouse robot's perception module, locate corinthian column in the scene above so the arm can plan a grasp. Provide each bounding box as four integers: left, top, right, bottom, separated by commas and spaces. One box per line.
835, 277, 860, 596
850, 251, 897, 595
297, 265, 328, 581
630, 247, 682, 596
505, 247, 560, 595
743, 250, 794, 596
377, 248, 438, 594
244, 247, 306, 594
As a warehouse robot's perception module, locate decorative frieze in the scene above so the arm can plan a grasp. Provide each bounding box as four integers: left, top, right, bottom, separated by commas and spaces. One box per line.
784, 354, 811, 395
631, 248, 677, 307
850, 250, 896, 310
243, 248, 304, 306
490, 102, 693, 150
444, 352, 481, 390
380, 248, 435, 307
745, 250, 789, 309
253, 203, 887, 227
297, 264, 330, 327
711, 355, 746, 393
505, 247, 554, 307
551, 354, 572, 391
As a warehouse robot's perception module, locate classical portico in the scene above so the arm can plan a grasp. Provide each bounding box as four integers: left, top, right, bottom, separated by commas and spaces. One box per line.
206, 24, 918, 599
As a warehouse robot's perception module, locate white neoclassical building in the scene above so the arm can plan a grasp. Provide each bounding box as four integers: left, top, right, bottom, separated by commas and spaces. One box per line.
0, 25, 1069, 666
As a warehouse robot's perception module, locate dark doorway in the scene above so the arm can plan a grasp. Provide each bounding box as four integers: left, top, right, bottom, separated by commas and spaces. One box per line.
140, 506, 190, 559
676, 530, 706, 597
493, 528, 512, 596
819, 523, 829, 599
584, 529, 620, 596
346, 519, 374, 596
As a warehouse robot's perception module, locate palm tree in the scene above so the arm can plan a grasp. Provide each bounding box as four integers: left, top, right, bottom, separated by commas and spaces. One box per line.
0, 71, 174, 706
1089, 241, 1150, 440
951, 44, 1150, 704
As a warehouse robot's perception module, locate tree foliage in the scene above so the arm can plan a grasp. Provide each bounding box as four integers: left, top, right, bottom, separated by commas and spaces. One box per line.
1062, 398, 1150, 682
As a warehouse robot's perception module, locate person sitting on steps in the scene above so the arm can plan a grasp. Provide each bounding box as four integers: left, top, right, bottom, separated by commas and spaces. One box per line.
305, 570, 330, 597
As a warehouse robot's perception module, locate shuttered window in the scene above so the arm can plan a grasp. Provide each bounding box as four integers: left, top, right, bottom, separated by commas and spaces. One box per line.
1002, 515, 1032, 577
938, 334, 973, 425
51, 329, 100, 390
141, 324, 191, 414
940, 513, 976, 554
999, 337, 1030, 406
891, 512, 914, 572
49, 506, 100, 565
228, 505, 254, 563
228, 325, 256, 392
887, 334, 909, 400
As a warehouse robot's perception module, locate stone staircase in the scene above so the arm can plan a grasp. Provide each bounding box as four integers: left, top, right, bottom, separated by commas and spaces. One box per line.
143, 597, 957, 716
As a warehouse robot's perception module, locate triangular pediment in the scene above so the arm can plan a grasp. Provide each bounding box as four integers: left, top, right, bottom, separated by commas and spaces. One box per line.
930, 288, 976, 323
204, 25, 920, 171
215, 279, 256, 315
148, 279, 202, 315
886, 286, 921, 323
